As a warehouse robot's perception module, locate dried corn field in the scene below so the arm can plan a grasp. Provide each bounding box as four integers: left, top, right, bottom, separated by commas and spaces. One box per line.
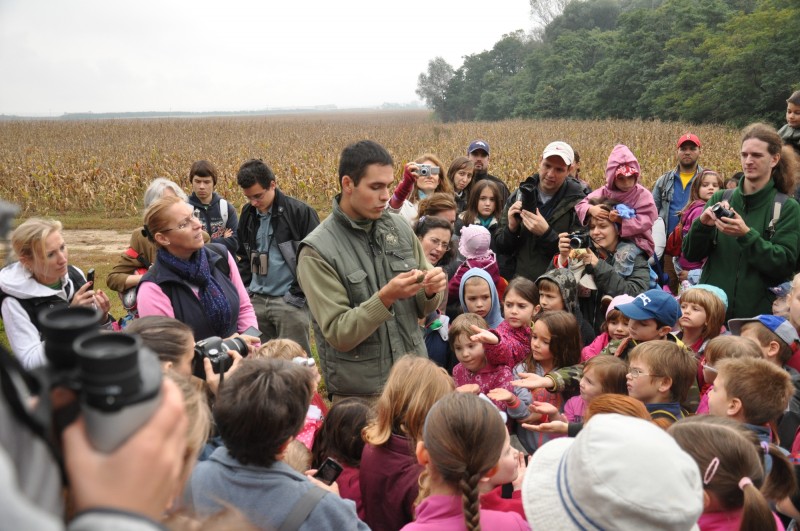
0, 110, 744, 218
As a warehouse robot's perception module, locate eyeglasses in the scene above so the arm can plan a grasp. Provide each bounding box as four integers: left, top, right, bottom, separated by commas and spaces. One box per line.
627, 367, 662, 379
701, 359, 718, 373
163, 211, 200, 232
426, 237, 450, 251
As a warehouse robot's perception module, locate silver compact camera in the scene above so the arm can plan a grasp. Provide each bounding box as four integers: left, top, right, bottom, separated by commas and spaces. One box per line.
417, 164, 440, 177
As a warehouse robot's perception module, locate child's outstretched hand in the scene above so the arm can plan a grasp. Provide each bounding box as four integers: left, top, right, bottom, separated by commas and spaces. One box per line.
529, 400, 558, 418
487, 388, 515, 404
511, 372, 553, 391
469, 325, 499, 345
456, 384, 481, 395
608, 209, 622, 223
521, 420, 569, 435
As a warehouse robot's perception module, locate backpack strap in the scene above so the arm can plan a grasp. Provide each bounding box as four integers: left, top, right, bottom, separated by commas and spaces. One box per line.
766, 192, 788, 240
278, 486, 328, 531
124, 247, 152, 269
219, 199, 229, 228
205, 243, 230, 277
649, 409, 679, 423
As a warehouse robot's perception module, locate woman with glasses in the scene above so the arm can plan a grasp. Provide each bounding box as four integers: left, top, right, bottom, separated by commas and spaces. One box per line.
137, 195, 257, 342
0, 218, 112, 369
414, 216, 455, 371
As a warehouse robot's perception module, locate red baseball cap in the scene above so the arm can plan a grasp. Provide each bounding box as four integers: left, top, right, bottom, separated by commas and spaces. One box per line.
676, 133, 701, 147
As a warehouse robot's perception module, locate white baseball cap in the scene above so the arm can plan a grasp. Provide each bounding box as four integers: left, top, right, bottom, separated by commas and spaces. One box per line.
542, 141, 574, 166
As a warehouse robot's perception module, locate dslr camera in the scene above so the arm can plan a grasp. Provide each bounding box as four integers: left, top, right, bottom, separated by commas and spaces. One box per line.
37, 306, 162, 453
710, 203, 734, 219
192, 336, 248, 379
568, 230, 593, 249
417, 164, 440, 177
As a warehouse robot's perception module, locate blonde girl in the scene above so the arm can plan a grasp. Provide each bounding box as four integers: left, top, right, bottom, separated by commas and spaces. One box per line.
360, 356, 454, 531
677, 285, 727, 397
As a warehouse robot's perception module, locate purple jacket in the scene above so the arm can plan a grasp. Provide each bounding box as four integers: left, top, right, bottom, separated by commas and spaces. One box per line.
677, 199, 707, 270
575, 144, 657, 257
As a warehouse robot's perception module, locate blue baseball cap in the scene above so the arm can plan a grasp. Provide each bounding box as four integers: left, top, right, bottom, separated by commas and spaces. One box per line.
468, 140, 490, 155
617, 289, 681, 326
728, 314, 800, 351
769, 282, 792, 299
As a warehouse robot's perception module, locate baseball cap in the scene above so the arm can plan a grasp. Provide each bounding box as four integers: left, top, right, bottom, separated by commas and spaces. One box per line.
769, 281, 792, 299
617, 289, 681, 325
542, 141, 574, 166
467, 140, 490, 155
523, 414, 703, 530
676, 133, 702, 148
728, 314, 800, 352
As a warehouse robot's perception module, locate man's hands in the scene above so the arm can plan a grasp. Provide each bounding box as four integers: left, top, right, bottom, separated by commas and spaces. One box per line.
699, 201, 750, 237
378, 267, 445, 308
507, 202, 550, 236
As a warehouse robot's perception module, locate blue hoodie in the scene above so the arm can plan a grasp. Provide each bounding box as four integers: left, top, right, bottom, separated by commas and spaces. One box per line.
458, 268, 503, 328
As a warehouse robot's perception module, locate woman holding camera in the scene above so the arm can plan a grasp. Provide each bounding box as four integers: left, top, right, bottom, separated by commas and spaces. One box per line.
136, 195, 257, 342
387, 154, 452, 224
0, 218, 112, 369
554, 198, 650, 333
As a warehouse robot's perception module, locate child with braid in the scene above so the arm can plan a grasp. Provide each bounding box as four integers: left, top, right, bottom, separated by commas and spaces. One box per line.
403, 393, 530, 530
670, 416, 796, 530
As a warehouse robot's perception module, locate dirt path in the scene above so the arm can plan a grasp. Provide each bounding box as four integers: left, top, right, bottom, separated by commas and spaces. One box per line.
63, 229, 132, 254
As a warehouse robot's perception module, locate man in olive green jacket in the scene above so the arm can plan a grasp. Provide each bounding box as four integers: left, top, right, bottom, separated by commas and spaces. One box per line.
297, 140, 446, 401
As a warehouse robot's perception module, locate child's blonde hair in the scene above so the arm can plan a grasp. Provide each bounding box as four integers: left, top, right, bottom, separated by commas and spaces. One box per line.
165, 371, 211, 491
628, 341, 697, 403
283, 440, 312, 473
583, 355, 628, 394
704, 335, 762, 365
716, 357, 793, 425
254, 338, 307, 361
422, 392, 506, 531
670, 416, 796, 530
680, 288, 726, 342
362, 356, 453, 446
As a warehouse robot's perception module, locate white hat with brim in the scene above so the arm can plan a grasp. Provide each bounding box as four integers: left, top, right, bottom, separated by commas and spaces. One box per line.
522, 414, 703, 530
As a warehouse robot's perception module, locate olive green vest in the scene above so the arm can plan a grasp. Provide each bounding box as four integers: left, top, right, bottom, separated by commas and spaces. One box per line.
301, 200, 427, 396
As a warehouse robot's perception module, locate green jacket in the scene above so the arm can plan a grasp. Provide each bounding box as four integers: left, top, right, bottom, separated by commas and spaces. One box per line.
297, 196, 441, 396
495, 174, 587, 281
682, 178, 800, 321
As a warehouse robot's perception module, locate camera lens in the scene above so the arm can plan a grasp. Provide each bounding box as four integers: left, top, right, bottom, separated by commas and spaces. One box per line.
74, 332, 149, 410
220, 337, 248, 357
38, 306, 103, 370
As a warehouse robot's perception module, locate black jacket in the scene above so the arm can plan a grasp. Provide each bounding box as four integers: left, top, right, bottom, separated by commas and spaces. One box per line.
494, 175, 587, 281
236, 189, 320, 301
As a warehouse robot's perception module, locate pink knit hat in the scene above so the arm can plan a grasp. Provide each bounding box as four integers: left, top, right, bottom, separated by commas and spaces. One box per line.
458, 225, 492, 260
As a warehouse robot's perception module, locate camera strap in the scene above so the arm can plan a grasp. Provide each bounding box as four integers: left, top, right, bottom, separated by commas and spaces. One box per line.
0, 346, 68, 486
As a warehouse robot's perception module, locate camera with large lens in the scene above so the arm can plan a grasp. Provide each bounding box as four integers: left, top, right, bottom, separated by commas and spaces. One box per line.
192, 336, 248, 379
568, 231, 592, 249
417, 164, 440, 177
710, 203, 734, 219
38, 306, 162, 453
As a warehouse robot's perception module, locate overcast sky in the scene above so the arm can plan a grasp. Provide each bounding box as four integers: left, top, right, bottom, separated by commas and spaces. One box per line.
0, 0, 532, 115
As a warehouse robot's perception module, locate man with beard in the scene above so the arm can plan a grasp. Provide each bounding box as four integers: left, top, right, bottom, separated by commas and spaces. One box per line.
652, 133, 704, 288
468, 140, 510, 207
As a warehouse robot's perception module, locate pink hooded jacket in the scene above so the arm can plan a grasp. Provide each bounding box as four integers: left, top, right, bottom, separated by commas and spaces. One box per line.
575, 144, 657, 257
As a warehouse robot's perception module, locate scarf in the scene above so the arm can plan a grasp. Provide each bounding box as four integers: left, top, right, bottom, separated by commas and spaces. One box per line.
157, 247, 232, 336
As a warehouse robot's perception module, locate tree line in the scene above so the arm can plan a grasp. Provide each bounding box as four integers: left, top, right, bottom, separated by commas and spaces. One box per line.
416, 0, 798, 126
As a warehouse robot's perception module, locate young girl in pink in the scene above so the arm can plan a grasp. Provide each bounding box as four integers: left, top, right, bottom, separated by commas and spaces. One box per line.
551, 355, 628, 424
450, 313, 528, 421
512, 311, 582, 453
674, 170, 724, 282
676, 285, 727, 398
479, 277, 538, 368
574, 144, 658, 258
670, 416, 795, 530
581, 294, 633, 361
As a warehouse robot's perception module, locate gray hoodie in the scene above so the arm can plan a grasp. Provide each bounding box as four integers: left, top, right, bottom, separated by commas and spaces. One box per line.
536, 268, 596, 346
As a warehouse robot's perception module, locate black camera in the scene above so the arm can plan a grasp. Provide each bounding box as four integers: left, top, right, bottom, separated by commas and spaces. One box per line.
192, 336, 248, 379
38, 306, 162, 453
710, 203, 734, 219
568, 231, 592, 249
